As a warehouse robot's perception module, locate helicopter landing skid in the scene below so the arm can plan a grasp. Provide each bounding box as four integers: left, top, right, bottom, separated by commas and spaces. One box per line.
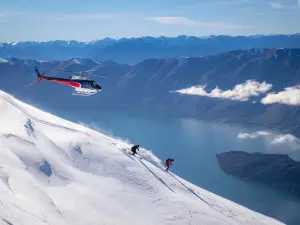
72, 88, 98, 96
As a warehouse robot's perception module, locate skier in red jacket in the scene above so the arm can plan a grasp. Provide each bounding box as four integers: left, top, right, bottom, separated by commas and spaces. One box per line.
165, 158, 174, 171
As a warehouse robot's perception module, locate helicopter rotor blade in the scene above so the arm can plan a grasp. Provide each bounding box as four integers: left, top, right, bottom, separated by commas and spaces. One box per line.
55, 69, 74, 73
56, 69, 90, 74
55, 69, 108, 79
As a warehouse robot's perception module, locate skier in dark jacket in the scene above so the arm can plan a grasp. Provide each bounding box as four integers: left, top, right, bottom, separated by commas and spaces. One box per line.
165, 158, 174, 171
131, 144, 140, 155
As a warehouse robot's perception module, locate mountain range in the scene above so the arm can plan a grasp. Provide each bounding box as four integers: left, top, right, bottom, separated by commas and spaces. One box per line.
1, 34, 300, 64
1, 47, 300, 138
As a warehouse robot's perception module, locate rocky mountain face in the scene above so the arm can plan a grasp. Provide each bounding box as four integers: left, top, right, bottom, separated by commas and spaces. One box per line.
216, 151, 300, 195
1, 34, 300, 64
1, 48, 300, 136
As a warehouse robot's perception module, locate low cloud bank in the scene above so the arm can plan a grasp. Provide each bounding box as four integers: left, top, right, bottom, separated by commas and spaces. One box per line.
237, 131, 299, 146
237, 131, 300, 161
237, 131, 270, 139
174, 80, 272, 101
261, 85, 300, 105
271, 134, 300, 146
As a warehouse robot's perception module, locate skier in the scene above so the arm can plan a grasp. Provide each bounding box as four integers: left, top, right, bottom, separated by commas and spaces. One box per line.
165, 158, 174, 171
131, 144, 140, 155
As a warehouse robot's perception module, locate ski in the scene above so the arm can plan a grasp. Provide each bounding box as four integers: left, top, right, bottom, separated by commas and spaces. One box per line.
131, 153, 143, 160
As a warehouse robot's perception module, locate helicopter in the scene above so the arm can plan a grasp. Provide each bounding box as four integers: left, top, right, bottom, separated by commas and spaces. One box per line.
34, 67, 102, 96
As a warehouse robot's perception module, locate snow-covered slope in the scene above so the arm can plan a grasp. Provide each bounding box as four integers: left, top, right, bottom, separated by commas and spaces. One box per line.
0, 90, 283, 225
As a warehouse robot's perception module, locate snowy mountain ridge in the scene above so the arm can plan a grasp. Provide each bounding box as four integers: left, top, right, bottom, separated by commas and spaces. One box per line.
1, 34, 300, 46
1, 34, 300, 64
0, 90, 283, 225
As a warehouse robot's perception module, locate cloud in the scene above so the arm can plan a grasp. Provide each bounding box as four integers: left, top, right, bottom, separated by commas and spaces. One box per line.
271, 134, 299, 145
146, 17, 197, 26
270, 3, 285, 9
237, 131, 299, 146
186, 0, 249, 8
145, 16, 252, 29
173, 80, 272, 101
270, 1, 300, 9
237, 130, 300, 161
237, 131, 270, 139
261, 85, 300, 105
237, 131, 300, 148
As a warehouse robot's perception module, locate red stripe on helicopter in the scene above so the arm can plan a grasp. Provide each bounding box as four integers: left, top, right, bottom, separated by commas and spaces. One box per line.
46, 79, 81, 88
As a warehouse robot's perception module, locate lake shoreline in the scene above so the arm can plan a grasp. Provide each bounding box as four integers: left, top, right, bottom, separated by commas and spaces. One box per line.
216, 151, 300, 196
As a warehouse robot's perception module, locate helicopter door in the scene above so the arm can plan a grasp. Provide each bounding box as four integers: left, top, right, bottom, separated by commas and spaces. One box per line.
81, 81, 92, 89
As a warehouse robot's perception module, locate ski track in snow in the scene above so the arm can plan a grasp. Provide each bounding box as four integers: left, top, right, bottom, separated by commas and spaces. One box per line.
0, 90, 284, 225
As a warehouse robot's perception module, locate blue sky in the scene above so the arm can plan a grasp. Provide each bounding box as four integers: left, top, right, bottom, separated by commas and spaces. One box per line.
0, 0, 299, 41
